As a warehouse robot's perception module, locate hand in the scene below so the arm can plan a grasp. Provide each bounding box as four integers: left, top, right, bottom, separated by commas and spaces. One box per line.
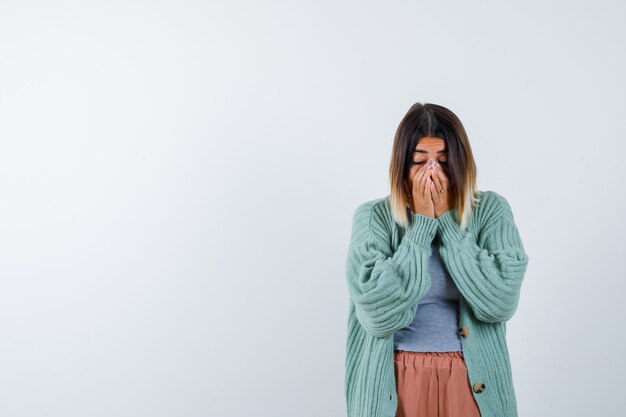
409, 163, 435, 218
430, 164, 451, 218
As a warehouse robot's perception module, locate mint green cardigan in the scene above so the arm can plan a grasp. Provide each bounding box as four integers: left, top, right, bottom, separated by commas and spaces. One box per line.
344, 190, 529, 417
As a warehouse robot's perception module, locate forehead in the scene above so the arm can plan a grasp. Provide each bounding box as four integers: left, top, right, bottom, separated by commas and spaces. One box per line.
415, 136, 445, 148
414, 136, 447, 153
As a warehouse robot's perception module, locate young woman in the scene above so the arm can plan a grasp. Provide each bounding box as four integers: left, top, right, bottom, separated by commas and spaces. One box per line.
344, 103, 529, 417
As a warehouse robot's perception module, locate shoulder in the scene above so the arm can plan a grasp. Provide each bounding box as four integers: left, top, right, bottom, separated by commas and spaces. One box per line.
352, 195, 389, 219
476, 190, 517, 229
480, 190, 514, 212
350, 195, 391, 238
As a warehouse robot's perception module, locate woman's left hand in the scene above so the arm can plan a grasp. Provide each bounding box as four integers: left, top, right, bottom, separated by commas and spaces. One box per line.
429, 165, 451, 218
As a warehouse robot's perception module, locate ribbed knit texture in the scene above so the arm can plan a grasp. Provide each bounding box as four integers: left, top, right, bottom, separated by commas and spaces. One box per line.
344, 190, 529, 417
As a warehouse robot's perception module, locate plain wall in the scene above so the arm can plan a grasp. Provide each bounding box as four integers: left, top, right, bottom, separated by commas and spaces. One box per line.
0, 0, 624, 416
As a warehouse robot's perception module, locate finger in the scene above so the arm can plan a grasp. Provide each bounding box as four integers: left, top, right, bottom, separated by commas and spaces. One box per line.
429, 178, 436, 199
429, 179, 439, 202
425, 171, 435, 199
411, 167, 423, 192
431, 167, 446, 197
419, 168, 429, 197
432, 171, 443, 198
409, 168, 421, 196
412, 163, 427, 184
435, 165, 448, 186
428, 167, 437, 197
417, 168, 426, 195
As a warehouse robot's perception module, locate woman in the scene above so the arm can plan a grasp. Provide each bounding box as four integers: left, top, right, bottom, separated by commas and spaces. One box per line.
344, 103, 529, 417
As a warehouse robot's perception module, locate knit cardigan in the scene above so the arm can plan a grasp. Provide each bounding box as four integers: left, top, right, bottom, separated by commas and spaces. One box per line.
344, 190, 529, 417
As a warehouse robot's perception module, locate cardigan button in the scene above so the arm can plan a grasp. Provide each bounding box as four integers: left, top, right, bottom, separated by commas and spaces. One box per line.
472, 382, 486, 393
459, 326, 469, 337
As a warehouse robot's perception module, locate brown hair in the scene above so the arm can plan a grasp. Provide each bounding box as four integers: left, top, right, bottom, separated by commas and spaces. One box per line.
389, 102, 481, 230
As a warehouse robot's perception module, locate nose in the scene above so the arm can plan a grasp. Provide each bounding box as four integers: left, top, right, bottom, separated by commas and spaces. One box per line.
426, 159, 440, 170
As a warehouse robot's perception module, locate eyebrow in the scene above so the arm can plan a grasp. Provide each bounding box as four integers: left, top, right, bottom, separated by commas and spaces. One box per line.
413, 149, 448, 154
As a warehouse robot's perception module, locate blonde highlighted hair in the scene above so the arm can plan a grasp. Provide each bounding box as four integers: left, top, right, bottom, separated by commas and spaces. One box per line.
389, 102, 481, 231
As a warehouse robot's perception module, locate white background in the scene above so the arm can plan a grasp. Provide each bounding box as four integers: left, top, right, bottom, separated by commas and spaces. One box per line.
1, 1, 625, 416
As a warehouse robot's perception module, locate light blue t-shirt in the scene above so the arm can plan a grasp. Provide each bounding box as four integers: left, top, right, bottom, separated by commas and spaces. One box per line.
393, 235, 462, 352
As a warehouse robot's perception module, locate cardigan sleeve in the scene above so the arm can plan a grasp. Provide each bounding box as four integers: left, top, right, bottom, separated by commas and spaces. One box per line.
436, 194, 529, 323
345, 202, 438, 338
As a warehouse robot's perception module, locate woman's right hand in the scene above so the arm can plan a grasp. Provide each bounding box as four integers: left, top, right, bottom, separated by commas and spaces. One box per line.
410, 164, 435, 218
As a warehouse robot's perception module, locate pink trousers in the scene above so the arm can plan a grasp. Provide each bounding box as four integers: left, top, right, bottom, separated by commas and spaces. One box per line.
394, 350, 482, 417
